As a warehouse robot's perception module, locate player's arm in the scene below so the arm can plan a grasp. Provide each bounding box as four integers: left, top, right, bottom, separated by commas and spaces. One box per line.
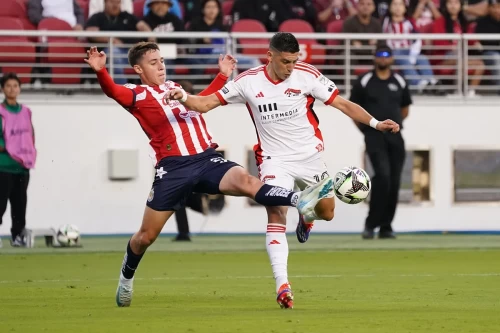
330, 96, 399, 133
84, 46, 135, 107
198, 55, 236, 96
170, 77, 246, 113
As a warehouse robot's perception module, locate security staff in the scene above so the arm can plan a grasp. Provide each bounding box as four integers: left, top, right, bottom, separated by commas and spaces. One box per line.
349, 44, 412, 239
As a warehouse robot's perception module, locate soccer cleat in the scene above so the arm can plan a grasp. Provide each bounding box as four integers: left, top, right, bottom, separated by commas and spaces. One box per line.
296, 177, 334, 217
116, 274, 134, 307
296, 214, 314, 243
10, 235, 26, 247
276, 282, 294, 309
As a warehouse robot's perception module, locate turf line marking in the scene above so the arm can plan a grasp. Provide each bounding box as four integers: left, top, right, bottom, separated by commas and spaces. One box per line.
0, 273, 499, 285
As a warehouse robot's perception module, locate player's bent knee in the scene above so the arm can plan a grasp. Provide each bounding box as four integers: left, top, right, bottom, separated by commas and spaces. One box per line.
137, 229, 158, 248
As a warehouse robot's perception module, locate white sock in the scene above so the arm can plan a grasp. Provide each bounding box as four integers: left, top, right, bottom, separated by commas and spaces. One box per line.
266, 223, 289, 293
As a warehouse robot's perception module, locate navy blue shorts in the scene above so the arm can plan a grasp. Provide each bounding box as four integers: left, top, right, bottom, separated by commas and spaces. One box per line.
146, 149, 240, 211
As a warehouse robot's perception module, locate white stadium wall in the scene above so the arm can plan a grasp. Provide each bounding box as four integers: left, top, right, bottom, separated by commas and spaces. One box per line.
1, 95, 499, 235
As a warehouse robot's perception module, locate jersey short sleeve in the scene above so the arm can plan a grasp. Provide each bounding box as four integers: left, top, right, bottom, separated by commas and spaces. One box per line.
310, 74, 339, 105
214, 79, 246, 105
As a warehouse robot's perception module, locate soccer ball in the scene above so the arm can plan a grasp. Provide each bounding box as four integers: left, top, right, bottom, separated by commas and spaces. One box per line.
56, 224, 80, 247
333, 166, 371, 204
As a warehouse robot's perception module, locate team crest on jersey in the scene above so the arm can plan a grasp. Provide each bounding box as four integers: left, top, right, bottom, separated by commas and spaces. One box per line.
284, 88, 302, 97
179, 110, 200, 119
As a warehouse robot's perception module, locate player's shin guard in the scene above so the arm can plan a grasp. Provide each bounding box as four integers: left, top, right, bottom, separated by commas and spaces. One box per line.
266, 224, 289, 293
255, 185, 299, 207
121, 240, 145, 279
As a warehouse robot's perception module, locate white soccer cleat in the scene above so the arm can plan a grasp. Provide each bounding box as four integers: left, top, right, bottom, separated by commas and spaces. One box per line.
116, 274, 134, 307
296, 177, 334, 218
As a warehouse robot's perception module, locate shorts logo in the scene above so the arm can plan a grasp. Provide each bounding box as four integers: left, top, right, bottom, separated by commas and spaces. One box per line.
284, 88, 301, 97
210, 157, 227, 164
156, 167, 168, 179
147, 188, 154, 202
315, 143, 324, 152
314, 171, 330, 183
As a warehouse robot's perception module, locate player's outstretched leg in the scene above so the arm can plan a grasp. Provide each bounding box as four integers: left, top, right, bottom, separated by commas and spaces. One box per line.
296, 197, 335, 243
116, 207, 174, 307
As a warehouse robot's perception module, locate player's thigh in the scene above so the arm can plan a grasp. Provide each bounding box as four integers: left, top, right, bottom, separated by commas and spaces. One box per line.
259, 160, 296, 224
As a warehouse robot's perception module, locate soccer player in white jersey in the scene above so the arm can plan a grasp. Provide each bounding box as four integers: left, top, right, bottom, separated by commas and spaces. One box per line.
168, 32, 399, 309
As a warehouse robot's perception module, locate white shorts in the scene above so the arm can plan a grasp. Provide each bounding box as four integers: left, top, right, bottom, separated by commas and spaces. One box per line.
258, 157, 332, 194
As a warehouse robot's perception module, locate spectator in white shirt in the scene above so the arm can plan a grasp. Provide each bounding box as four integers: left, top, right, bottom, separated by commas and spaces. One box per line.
28, 0, 85, 30
88, 0, 133, 18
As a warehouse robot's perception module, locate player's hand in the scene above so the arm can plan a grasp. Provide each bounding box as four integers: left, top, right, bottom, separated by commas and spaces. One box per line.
376, 119, 400, 133
167, 88, 186, 102
84, 46, 107, 72
218, 54, 237, 77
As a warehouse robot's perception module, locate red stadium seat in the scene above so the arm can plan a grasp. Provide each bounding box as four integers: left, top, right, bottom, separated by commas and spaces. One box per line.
0, 37, 36, 84
279, 19, 325, 65
38, 18, 86, 84
0, 0, 27, 19
76, 0, 90, 20
326, 20, 344, 45
222, 0, 234, 16
134, 0, 146, 19
0, 17, 24, 30
231, 19, 268, 62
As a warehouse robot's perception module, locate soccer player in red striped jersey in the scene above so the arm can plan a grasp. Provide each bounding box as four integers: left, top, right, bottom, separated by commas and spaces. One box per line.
84, 42, 335, 308
168, 33, 400, 309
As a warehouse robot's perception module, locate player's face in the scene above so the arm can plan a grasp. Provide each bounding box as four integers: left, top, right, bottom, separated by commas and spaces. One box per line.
134, 49, 166, 85
2, 79, 21, 100
268, 51, 299, 80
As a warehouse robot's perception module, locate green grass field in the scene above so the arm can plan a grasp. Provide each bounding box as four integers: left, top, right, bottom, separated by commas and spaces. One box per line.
1, 235, 500, 333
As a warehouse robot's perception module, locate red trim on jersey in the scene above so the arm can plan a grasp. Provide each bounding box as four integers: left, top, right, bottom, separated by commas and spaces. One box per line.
325, 89, 339, 105
215, 91, 228, 105
295, 65, 320, 78
234, 66, 265, 82
263, 65, 284, 85
297, 61, 321, 76
199, 73, 228, 96
191, 117, 210, 151
245, 102, 264, 166
96, 68, 135, 107
306, 95, 323, 142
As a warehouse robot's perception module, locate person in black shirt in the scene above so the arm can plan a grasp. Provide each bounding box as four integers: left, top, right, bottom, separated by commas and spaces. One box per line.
85, 0, 152, 84
350, 44, 412, 240
476, 0, 500, 91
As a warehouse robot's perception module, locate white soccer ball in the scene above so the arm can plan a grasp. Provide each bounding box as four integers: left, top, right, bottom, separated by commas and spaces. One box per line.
334, 166, 371, 204
56, 224, 80, 247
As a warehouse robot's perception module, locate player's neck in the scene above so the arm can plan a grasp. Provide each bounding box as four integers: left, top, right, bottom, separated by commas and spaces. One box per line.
265, 64, 281, 83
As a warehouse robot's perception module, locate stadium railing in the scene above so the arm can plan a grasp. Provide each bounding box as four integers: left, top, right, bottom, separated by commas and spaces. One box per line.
0, 30, 498, 96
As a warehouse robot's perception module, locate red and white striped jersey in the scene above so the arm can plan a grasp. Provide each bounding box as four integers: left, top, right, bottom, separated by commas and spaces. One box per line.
123, 81, 215, 165
382, 17, 418, 49
214, 62, 339, 164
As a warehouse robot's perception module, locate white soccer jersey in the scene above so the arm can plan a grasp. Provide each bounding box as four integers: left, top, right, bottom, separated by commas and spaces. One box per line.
214, 62, 338, 164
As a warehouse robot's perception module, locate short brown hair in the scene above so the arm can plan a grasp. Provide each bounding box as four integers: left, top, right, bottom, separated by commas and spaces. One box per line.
1, 72, 21, 88
128, 42, 160, 66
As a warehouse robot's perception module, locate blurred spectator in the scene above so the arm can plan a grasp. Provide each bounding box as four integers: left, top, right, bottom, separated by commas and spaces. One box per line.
144, 0, 183, 19
349, 45, 411, 240
143, 0, 184, 75
463, 0, 489, 18
189, 0, 261, 76
28, 0, 85, 30
475, 0, 500, 92
88, 0, 133, 18
232, 0, 296, 32
382, 0, 439, 93
182, 0, 202, 23
432, 0, 484, 96
314, 0, 358, 31
373, 0, 390, 17
290, 0, 319, 28
0, 73, 37, 248
342, 0, 382, 64
86, 0, 152, 84
408, 0, 441, 28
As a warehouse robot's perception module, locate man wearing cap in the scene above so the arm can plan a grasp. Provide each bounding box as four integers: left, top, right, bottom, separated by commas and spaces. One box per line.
349, 44, 412, 240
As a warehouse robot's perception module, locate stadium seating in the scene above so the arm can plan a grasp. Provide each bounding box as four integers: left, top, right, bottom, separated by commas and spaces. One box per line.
134, 0, 146, 19
279, 19, 325, 65
0, 18, 35, 83
38, 18, 86, 84
0, 0, 36, 35
231, 19, 268, 63
76, 0, 90, 20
